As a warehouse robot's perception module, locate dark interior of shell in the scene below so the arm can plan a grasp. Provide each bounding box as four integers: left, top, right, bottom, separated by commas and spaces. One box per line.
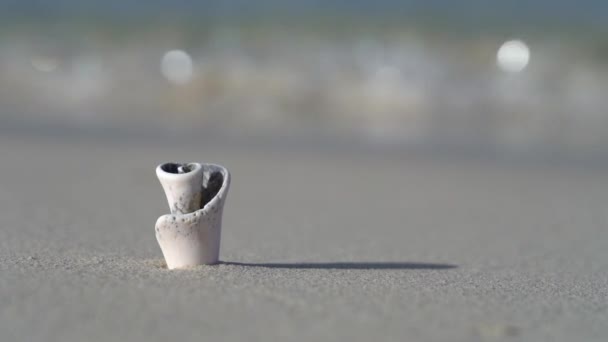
161, 163, 194, 174
201, 171, 223, 208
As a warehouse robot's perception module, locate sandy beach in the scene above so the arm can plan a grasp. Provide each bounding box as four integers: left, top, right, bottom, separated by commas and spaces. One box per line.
1, 1, 607, 340
0, 133, 606, 341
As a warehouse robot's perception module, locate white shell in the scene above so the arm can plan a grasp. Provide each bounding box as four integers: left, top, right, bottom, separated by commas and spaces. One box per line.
155, 162, 230, 269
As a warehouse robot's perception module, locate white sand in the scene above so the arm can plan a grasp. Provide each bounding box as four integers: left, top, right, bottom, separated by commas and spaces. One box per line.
1, 136, 607, 341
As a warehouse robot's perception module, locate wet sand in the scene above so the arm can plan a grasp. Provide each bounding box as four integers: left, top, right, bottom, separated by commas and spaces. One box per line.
1, 135, 607, 341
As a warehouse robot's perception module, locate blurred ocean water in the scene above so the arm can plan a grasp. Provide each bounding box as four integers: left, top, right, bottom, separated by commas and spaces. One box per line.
1, 1, 607, 156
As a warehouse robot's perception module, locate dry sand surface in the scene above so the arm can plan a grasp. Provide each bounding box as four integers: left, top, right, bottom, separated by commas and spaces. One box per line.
1, 135, 607, 341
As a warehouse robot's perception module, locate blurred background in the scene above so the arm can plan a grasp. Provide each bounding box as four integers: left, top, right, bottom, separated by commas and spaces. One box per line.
1, 0, 607, 159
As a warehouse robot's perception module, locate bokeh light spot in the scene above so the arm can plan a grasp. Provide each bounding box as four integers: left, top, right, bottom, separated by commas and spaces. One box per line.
161, 50, 194, 85
496, 40, 530, 73
30, 56, 58, 72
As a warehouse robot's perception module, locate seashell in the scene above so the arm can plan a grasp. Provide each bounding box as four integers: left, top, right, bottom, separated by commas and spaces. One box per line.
155, 162, 230, 269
